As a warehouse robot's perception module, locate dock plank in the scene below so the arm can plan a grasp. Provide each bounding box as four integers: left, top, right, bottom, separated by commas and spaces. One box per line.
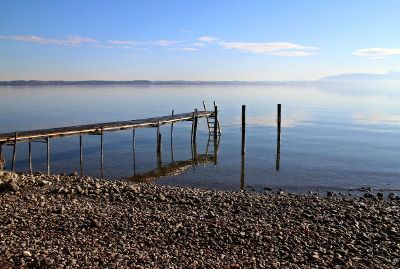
0, 111, 213, 143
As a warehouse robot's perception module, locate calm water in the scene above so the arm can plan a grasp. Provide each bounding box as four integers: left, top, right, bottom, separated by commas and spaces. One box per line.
1, 83, 400, 193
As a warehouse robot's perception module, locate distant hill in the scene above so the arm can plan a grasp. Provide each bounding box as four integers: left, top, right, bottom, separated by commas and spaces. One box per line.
0, 80, 314, 86
320, 71, 400, 81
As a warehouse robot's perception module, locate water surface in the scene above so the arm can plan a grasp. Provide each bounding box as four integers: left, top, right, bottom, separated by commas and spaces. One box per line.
1, 83, 400, 193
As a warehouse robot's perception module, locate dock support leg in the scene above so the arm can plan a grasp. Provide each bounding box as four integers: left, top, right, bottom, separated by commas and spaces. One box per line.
101, 130, 104, 179
28, 140, 32, 174
0, 143, 4, 172
241, 105, 246, 156
193, 109, 198, 144
170, 110, 174, 163
276, 104, 281, 171
157, 124, 162, 153
46, 137, 50, 175
132, 129, 136, 175
80, 135, 83, 176
214, 106, 218, 141
11, 132, 17, 172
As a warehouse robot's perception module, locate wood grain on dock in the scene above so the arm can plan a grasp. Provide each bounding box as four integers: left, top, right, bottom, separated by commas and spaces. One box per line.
0, 111, 213, 143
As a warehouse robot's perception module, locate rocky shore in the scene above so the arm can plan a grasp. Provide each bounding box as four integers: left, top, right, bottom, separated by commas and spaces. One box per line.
0, 171, 399, 268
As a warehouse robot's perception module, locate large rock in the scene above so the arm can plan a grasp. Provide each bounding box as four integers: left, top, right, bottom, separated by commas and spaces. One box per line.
0, 171, 19, 192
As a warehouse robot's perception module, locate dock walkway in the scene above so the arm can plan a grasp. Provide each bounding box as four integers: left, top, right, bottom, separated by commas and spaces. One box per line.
0, 111, 213, 143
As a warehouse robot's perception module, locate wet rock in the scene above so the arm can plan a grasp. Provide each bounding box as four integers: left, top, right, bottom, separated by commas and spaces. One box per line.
363, 193, 375, 199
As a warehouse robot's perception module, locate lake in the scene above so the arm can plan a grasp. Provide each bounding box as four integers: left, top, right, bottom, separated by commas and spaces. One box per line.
1, 82, 400, 194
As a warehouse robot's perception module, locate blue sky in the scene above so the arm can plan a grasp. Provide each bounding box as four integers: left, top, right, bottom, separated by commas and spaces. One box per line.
0, 0, 400, 81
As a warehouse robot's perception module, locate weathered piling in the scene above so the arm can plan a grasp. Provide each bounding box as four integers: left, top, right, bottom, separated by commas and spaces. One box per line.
28, 140, 32, 173
11, 132, 17, 172
46, 137, 50, 175
0, 145, 4, 172
241, 105, 246, 156
240, 153, 245, 191
132, 129, 136, 175
193, 109, 198, 144
276, 104, 281, 171
101, 129, 104, 178
79, 135, 83, 176
156, 124, 162, 153
170, 110, 174, 163
214, 106, 218, 141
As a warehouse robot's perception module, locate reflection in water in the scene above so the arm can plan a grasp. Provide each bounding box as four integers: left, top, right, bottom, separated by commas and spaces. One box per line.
240, 154, 245, 190
353, 112, 400, 125
127, 130, 220, 182
230, 111, 310, 128
126, 154, 216, 182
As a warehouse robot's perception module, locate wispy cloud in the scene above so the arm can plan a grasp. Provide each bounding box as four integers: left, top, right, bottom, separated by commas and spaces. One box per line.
0, 35, 97, 46
193, 42, 206, 47
107, 40, 142, 46
353, 48, 400, 58
153, 39, 180, 46
198, 36, 218, 43
220, 41, 318, 56
167, 47, 198, 52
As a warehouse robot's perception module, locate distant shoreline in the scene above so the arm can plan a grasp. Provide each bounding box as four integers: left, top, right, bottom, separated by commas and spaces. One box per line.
0, 80, 318, 86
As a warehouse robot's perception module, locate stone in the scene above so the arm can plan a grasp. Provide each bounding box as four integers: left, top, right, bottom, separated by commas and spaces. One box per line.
364, 193, 375, 199
44, 257, 54, 265
23, 250, 32, 257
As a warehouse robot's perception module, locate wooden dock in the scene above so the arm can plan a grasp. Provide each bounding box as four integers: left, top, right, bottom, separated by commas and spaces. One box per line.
0, 111, 214, 143
0, 106, 221, 175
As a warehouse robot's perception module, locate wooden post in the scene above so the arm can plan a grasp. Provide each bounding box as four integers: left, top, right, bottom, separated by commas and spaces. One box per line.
132, 129, 136, 175
240, 153, 245, 191
28, 140, 32, 174
157, 133, 162, 176
11, 132, 17, 172
214, 105, 218, 140
170, 110, 174, 163
80, 135, 83, 176
0, 143, 4, 172
193, 109, 198, 143
156, 124, 162, 153
190, 111, 195, 143
241, 105, 246, 156
46, 137, 50, 175
276, 104, 281, 171
101, 129, 104, 178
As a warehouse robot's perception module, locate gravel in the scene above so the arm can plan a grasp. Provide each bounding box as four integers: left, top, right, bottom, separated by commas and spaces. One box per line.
0, 171, 399, 268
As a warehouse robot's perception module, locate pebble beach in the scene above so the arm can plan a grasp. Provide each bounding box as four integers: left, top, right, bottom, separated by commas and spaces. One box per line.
0, 171, 399, 268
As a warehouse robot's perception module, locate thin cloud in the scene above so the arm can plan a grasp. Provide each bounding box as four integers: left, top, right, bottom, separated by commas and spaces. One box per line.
153, 39, 180, 46
220, 41, 318, 56
353, 48, 400, 58
269, 50, 318, 57
0, 35, 97, 46
193, 42, 206, 47
198, 36, 218, 43
107, 40, 143, 46
167, 47, 198, 51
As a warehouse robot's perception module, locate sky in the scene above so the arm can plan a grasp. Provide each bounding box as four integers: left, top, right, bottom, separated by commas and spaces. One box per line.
0, 0, 400, 81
